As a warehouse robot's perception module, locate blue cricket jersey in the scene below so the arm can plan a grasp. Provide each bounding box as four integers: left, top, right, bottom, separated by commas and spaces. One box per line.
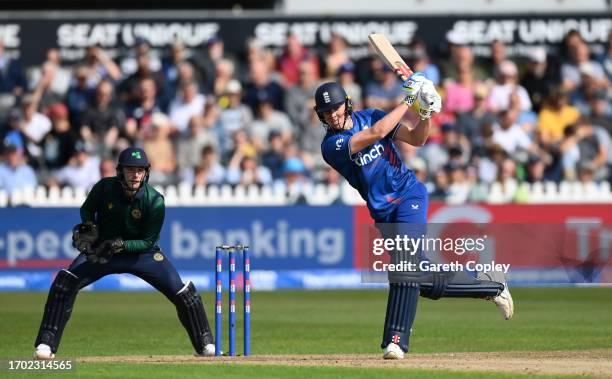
321, 108, 418, 221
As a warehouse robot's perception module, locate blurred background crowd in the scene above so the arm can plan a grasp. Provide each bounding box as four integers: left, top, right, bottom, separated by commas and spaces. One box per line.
0, 29, 610, 202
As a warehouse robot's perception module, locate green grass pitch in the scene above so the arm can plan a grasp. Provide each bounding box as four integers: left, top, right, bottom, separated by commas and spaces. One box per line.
1, 288, 611, 378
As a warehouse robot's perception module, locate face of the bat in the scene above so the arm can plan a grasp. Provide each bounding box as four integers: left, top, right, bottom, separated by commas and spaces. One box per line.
322, 102, 348, 131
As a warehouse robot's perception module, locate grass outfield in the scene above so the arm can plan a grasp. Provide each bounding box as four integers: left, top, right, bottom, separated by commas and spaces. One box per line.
1, 288, 611, 378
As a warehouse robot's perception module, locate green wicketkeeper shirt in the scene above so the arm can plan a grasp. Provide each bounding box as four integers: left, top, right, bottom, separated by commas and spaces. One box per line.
80, 177, 165, 253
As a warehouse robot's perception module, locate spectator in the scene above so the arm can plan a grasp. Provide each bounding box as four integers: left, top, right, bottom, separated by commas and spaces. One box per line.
586, 89, 611, 135
226, 155, 272, 186
243, 58, 285, 113
120, 37, 161, 77
124, 77, 163, 142
429, 169, 450, 201
143, 113, 177, 186
278, 33, 320, 87
1, 108, 26, 154
118, 53, 165, 106
282, 156, 311, 195
20, 94, 52, 161
261, 131, 286, 181
440, 41, 487, 83
99, 157, 115, 178
336, 61, 362, 110
187, 145, 226, 186
248, 92, 293, 152
487, 60, 532, 112
406, 38, 440, 86
560, 119, 608, 181
65, 65, 95, 130
485, 39, 508, 79
49, 141, 100, 191
525, 154, 546, 183
0, 144, 37, 194
193, 35, 238, 94
80, 80, 125, 154
324, 34, 351, 79
285, 60, 321, 132
40, 103, 78, 170
213, 58, 236, 96
0, 39, 27, 110
168, 80, 206, 134
365, 64, 403, 111
81, 45, 122, 84
561, 41, 607, 92
443, 60, 481, 114
29, 48, 71, 103
455, 85, 496, 142
538, 87, 580, 145
520, 47, 560, 113
176, 107, 220, 181
300, 106, 327, 170
492, 109, 535, 156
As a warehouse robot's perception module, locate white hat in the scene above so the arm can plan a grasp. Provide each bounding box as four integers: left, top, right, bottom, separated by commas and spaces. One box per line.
527, 47, 547, 63
446, 30, 468, 45
226, 79, 242, 94
499, 60, 518, 76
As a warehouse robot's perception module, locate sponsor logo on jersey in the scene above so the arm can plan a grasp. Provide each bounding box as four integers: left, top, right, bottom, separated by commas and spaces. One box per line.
153, 252, 164, 261
354, 144, 384, 166
335, 138, 343, 151
131, 209, 142, 219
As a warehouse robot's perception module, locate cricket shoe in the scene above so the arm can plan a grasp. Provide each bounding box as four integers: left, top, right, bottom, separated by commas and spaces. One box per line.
194, 343, 217, 357
488, 284, 514, 320
34, 343, 55, 360
383, 343, 404, 360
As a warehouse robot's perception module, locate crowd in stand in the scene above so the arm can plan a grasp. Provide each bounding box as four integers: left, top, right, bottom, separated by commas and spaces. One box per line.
0, 29, 610, 203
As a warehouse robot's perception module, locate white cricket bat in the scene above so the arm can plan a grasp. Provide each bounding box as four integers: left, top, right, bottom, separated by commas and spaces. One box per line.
368, 33, 413, 81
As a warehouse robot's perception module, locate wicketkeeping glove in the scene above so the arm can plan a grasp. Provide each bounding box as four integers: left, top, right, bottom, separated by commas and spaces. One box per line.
87, 238, 125, 264
72, 221, 99, 255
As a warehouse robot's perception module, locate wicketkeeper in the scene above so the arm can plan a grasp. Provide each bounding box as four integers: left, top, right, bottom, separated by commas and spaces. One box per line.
34, 147, 215, 359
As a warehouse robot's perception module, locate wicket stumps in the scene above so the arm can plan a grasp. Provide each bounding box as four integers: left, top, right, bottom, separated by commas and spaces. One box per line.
215, 245, 251, 356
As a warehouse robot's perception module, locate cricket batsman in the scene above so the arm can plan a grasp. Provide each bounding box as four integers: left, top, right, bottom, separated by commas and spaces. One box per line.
316, 74, 514, 359
34, 147, 216, 359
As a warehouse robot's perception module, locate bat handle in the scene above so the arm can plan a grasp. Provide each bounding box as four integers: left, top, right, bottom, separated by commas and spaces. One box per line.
395, 65, 413, 82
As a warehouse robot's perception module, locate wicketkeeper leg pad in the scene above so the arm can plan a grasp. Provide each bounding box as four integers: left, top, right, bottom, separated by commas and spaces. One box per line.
174, 281, 214, 354
34, 269, 80, 353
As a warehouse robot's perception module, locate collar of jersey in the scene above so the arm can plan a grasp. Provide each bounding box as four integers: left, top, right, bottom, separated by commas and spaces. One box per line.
113, 178, 146, 202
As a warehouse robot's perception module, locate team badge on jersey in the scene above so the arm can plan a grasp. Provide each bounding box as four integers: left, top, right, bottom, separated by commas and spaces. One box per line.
131, 209, 142, 219
153, 252, 164, 261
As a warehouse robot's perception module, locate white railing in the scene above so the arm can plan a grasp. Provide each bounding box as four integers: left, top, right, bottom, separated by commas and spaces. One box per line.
0, 181, 611, 207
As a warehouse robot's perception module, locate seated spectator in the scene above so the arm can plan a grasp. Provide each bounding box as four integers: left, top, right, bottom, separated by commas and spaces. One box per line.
337, 62, 363, 110
285, 60, 321, 133
282, 157, 311, 196
538, 87, 580, 145
213, 58, 236, 96
218, 80, 253, 153
29, 48, 71, 104
20, 94, 52, 162
278, 33, 320, 87
429, 169, 450, 201
444, 62, 480, 114
120, 37, 161, 78
81, 45, 122, 84
80, 80, 125, 154
300, 106, 327, 170
99, 157, 115, 178
226, 156, 272, 186
124, 77, 163, 142
487, 60, 532, 112
176, 109, 220, 181
118, 52, 165, 106
365, 64, 403, 112
143, 113, 177, 186
561, 41, 607, 92
455, 85, 496, 141
571, 62, 610, 114
40, 103, 78, 170
324, 34, 351, 79
48, 141, 100, 191
1, 108, 27, 154
261, 131, 286, 180
439, 41, 487, 83
183, 145, 225, 186
406, 38, 440, 86
525, 154, 546, 183
560, 119, 609, 181
0, 144, 37, 194
168, 80, 206, 134
484, 39, 508, 79
0, 39, 27, 111
65, 65, 96, 128
586, 89, 611, 135
192, 35, 239, 94
243, 58, 285, 113
492, 109, 536, 156
248, 92, 293, 152
520, 47, 560, 113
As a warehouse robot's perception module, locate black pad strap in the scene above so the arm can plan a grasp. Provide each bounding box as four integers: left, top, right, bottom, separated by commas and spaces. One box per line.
174, 281, 213, 354
34, 269, 80, 353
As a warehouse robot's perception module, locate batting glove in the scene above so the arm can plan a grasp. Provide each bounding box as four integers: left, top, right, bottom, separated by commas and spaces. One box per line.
412, 81, 442, 120
402, 72, 427, 107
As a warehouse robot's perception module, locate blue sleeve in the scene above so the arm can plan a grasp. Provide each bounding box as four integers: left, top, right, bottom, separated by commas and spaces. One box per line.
321, 133, 351, 168
370, 109, 400, 140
